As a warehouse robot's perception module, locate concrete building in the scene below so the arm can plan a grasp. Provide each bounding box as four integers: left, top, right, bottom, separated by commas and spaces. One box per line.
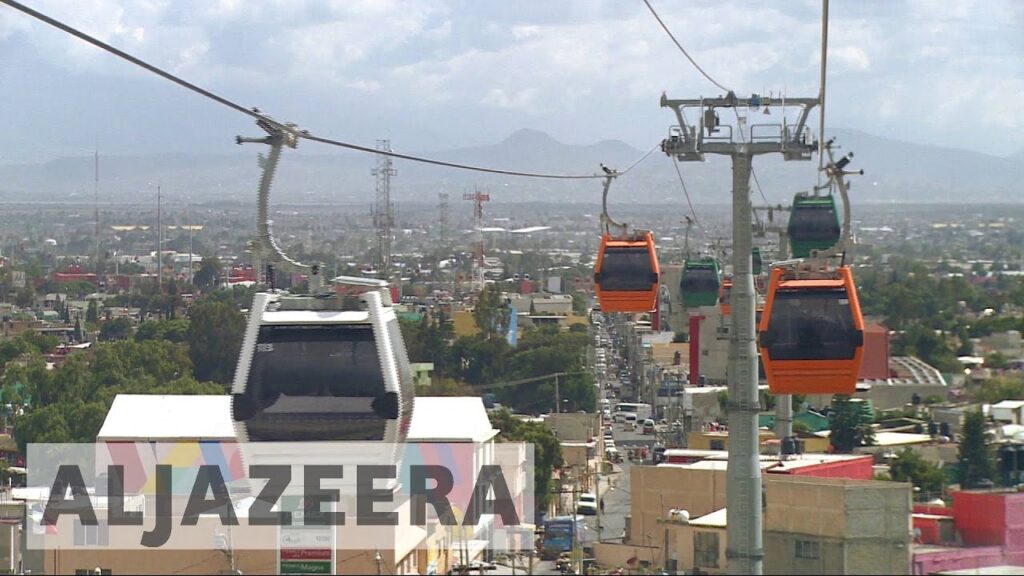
599, 462, 910, 575
763, 476, 912, 575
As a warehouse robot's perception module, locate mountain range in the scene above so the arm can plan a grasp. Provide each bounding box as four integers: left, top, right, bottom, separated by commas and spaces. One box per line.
0, 128, 1020, 205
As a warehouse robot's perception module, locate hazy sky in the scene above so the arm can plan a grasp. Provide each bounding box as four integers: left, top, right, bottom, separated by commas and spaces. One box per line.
1, 0, 1022, 163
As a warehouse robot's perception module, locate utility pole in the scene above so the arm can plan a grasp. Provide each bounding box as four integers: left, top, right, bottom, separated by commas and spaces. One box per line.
187, 198, 194, 287
94, 148, 101, 281
372, 139, 397, 278
156, 185, 162, 293
439, 192, 450, 248
661, 91, 817, 574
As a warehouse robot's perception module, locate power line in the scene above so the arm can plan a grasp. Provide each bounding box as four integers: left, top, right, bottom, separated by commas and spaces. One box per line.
640, 0, 770, 214
0, 0, 648, 182
669, 156, 708, 239
640, 0, 731, 93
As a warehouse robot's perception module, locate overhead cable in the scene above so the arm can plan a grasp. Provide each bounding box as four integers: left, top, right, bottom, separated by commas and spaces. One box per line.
640, 0, 731, 93
1, 0, 655, 181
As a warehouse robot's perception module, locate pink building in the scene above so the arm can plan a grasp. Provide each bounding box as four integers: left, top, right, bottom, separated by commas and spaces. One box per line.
912, 490, 1024, 574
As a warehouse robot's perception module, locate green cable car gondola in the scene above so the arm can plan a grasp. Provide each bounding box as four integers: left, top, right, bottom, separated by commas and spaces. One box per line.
752, 247, 763, 276
788, 193, 841, 259
680, 258, 721, 308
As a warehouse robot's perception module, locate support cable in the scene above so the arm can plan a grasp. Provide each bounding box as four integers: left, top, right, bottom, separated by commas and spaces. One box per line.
0, 0, 655, 181
640, 0, 731, 93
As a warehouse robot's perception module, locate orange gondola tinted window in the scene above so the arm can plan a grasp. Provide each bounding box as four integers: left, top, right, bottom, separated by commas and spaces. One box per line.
600, 246, 655, 290
761, 288, 858, 361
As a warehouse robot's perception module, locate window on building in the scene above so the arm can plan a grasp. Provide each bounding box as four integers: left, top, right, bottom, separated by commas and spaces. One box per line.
710, 440, 726, 451
795, 539, 820, 559
74, 570, 112, 575
694, 531, 720, 568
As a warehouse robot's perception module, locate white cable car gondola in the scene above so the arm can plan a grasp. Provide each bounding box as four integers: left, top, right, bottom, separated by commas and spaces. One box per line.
231, 278, 413, 444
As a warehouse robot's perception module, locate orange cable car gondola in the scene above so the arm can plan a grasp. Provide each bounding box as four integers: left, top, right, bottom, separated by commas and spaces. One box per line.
594, 231, 660, 313
592, 167, 660, 313
718, 278, 733, 316
757, 266, 864, 395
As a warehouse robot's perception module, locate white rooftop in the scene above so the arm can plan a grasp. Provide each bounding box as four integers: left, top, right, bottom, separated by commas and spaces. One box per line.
97, 394, 236, 441
407, 397, 498, 443
690, 507, 728, 528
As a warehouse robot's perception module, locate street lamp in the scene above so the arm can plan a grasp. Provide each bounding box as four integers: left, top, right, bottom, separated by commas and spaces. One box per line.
374, 550, 383, 576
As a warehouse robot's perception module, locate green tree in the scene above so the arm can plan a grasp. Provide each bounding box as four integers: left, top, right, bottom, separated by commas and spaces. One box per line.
473, 285, 510, 340
889, 448, 947, 495
135, 318, 191, 343
829, 395, 876, 453
959, 409, 994, 488
571, 292, 587, 315
187, 298, 245, 385
985, 351, 1009, 370
972, 376, 1024, 404
99, 318, 133, 341
14, 284, 35, 308
86, 299, 99, 324
488, 408, 563, 513
193, 256, 223, 292
421, 377, 473, 397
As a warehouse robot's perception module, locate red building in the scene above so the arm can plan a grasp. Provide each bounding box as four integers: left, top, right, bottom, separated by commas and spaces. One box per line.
859, 322, 891, 380
913, 490, 1024, 574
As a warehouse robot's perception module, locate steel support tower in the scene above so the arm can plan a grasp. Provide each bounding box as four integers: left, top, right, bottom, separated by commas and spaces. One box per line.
372, 139, 397, 277
662, 91, 817, 574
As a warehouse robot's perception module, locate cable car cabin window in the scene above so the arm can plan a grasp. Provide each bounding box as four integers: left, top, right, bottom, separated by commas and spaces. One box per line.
789, 205, 840, 242
763, 289, 858, 361
599, 247, 655, 291
238, 324, 390, 442
681, 270, 720, 293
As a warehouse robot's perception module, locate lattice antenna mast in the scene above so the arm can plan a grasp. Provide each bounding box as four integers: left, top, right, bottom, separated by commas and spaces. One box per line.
463, 189, 490, 289
371, 139, 397, 278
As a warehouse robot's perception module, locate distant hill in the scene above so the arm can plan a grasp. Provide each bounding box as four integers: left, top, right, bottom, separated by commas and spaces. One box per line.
0, 128, 1019, 205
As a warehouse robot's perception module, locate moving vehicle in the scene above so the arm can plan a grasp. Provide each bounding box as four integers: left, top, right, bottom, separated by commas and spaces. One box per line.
542, 515, 586, 559
642, 418, 656, 435
614, 402, 652, 421
577, 493, 598, 516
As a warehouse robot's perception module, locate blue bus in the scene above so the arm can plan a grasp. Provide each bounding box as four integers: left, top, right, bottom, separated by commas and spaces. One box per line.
541, 515, 586, 560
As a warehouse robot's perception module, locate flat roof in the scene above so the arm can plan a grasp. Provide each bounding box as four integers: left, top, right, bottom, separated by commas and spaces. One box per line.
407, 397, 499, 443
657, 452, 870, 473
97, 394, 235, 441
